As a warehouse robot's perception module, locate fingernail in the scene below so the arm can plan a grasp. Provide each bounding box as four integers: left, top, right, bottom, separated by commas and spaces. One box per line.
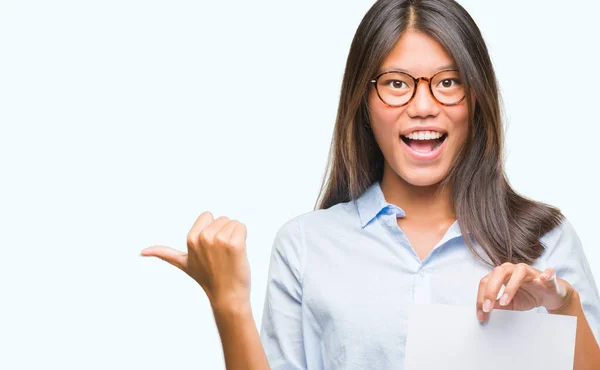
477, 309, 485, 322
499, 293, 509, 306
483, 299, 493, 312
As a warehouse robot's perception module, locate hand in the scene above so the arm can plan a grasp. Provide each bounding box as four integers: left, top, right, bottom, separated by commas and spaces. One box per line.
476, 262, 574, 322
141, 211, 251, 310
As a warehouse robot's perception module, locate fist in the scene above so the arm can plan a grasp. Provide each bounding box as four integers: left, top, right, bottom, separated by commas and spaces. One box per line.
141, 211, 251, 310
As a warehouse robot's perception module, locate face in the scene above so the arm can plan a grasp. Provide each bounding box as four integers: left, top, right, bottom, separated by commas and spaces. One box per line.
367, 30, 472, 187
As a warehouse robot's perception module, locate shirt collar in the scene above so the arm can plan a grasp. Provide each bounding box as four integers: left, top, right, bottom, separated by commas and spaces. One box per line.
355, 181, 405, 228
354, 181, 470, 238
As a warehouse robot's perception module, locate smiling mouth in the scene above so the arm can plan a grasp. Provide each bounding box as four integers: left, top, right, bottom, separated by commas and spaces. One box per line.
400, 133, 448, 153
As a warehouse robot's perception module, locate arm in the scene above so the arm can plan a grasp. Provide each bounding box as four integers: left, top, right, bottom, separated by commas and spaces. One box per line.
212, 300, 270, 370
259, 217, 307, 370
476, 217, 600, 369
141, 211, 272, 370
213, 217, 307, 370
548, 289, 600, 370
544, 218, 600, 370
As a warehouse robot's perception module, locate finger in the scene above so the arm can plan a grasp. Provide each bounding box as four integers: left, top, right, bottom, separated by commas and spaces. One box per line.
225, 223, 249, 272
230, 222, 247, 248
215, 220, 240, 245
195, 216, 231, 246
476, 273, 490, 322
482, 264, 513, 313
187, 211, 215, 247
498, 263, 529, 307
477, 267, 508, 322
141, 245, 188, 272
538, 267, 556, 283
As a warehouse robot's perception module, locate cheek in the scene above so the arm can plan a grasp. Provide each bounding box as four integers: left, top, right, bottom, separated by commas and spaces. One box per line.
367, 92, 404, 133
446, 106, 470, 143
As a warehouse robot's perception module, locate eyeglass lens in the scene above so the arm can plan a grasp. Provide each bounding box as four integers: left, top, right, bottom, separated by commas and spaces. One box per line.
375, 71, 464, 106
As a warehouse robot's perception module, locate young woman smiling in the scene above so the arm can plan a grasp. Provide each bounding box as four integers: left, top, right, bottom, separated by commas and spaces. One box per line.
142, 0, 600, 368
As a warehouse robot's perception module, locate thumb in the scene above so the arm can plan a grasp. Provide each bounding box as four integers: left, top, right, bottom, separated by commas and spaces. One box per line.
141, 245, 188, 272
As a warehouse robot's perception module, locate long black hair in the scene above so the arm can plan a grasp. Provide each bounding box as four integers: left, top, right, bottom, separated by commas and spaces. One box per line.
314, 0, 564, 266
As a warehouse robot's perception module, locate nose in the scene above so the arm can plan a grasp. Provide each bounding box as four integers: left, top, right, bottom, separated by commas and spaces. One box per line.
405, 78, 440, 118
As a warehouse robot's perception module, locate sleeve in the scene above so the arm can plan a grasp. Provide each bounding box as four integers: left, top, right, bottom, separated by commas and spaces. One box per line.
259, 217, 307, 370
539, 217, 600, 344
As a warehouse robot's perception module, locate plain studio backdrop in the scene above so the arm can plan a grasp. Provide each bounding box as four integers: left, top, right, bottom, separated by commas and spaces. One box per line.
1, 0, 599, 368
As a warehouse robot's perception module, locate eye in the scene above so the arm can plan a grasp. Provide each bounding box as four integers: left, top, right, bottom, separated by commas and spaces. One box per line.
438, 78, 461, 88
384, 80, 409, 89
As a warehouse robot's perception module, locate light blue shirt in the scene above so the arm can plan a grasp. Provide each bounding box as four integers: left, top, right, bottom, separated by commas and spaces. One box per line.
259, 181, 600, 369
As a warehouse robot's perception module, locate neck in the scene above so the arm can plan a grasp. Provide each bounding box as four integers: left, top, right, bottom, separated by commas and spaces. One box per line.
380, 164, 455, 225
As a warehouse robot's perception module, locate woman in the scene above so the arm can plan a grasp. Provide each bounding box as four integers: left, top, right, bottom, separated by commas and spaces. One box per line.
141, 0, 600, 368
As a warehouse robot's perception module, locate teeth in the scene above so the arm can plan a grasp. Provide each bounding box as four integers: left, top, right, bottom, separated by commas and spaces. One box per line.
405, 131, 444, 140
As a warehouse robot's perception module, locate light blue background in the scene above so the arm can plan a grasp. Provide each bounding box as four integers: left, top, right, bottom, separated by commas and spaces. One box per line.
1, 1, 598, 369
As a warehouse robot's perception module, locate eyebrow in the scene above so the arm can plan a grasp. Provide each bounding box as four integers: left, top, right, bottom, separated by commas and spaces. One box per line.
377, 64, 457, 75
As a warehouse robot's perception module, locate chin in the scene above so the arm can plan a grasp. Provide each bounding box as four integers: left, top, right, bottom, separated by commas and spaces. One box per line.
396, 167, 447, 187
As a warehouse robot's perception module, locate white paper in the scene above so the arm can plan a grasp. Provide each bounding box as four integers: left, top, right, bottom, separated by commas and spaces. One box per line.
404, 304, 577, 370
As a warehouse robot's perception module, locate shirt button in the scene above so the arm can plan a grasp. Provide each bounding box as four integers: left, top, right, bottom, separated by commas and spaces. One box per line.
418, 269, 425, 276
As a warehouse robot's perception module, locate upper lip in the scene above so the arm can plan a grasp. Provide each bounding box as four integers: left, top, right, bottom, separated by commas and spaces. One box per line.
400, 126, 448, 137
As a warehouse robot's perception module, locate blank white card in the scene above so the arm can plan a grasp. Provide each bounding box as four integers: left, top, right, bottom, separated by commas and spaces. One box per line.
404, 304, 577, 370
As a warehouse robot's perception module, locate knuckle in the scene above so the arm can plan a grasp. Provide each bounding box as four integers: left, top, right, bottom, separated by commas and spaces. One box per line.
186, 232, 198, 247
516, 263, 528, 272
235, 222, 247, 234
230, 238, 245, 250
198, 230, 211, 244
226, 242, 240, 252
215, 216, 229, 223
214, 233, 229, 246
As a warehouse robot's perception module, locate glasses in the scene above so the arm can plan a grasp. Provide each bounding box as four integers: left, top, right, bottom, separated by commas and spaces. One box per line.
369, 69, 466, 107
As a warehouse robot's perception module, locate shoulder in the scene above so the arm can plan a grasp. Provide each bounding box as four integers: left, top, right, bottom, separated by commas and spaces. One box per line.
268, 201, 355, 282
272, 200, 357, 253
277, 200, 358, 238
538, 216, 597, 289
539, 216, 581, 259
